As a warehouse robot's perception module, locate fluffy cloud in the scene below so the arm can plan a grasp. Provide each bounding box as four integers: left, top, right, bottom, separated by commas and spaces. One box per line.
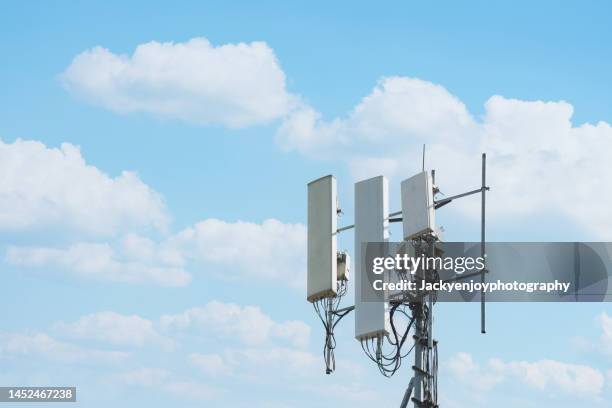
114, 367, 223, 400
54, 311, 173, 349
190, 347, 319, 378
447, 352, 504, 391
448, 352, 605, 396
0, 139, 189, 287
160, 300, 310, 348
0, 139, 167, 236
5, 217, 304, 287
171, 218, 306, 288
188, 347, 369, 406
227, 347, 319, 374
490, 358, 604, 395
62, 38, 297, 127
0, 332, 129, 364
189, 353, 232, 377
115, 367, 169, 387
277, 76, 612, 238
598, 312, 612, 355
5, 241, 189, 287
277, 77, 474, 157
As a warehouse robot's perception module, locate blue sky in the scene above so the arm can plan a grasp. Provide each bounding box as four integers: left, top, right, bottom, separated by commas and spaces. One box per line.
1, 1, 611, 407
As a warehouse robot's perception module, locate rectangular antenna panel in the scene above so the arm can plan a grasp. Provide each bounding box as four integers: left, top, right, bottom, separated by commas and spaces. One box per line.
401, 171, 435, 240
307, 175, 338, 302
354, 176, 391, 340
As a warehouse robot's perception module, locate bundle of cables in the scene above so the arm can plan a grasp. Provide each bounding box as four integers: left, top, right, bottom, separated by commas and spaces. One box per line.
313, 280, 349, 374
360, 301, 418, 377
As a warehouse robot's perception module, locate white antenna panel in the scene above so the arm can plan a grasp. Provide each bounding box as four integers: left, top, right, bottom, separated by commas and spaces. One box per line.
354, 176, 391, 340
307, 175, 338, 302
401, 171, 435, 240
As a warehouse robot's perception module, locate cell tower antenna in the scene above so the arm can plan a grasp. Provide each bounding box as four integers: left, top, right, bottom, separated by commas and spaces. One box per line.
306, 153, 490, 408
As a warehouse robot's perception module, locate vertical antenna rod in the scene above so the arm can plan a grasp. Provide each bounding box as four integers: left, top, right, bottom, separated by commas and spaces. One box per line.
480, 153, 487, 334
422, 144, 426, 172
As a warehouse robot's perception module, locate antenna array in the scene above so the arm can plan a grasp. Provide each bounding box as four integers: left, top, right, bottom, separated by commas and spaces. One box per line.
306, 153, 489, 408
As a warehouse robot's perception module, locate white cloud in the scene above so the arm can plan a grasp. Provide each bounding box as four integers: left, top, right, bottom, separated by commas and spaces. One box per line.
226, 347, 319, 374
189, 347, 329, 379
277, 76, 612, 238
5, 241, 190, 287
121, 232, 184, 266
116, 367, 169, 387
576, 311, 612, 358
277, 77, 474, 157
4, 217, 304, 288
448, 352, 605, 396
598, 312, 612, 355
160, 300, 310, 348
114, 367, 222, 400
0, 332, 129, 364
62, 38, 298, 127
189, 353, 232, 377
295, 383, 378, 404
491, 358, 604, 395
54, 311, 174, 350
447, 352, 505, 391
0, 139, 167, 236
187, 347, 369, 407
162, 380, 222, 401
171, 218, 306, 288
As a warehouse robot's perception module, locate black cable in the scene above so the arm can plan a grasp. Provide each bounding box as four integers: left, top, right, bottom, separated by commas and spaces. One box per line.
313, 280, 349, 374
359, 299, 417, 378
358, 237, 442, 381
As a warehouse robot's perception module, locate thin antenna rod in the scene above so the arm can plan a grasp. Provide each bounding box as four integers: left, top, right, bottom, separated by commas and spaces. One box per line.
480, 153, 487, 334
422, 144, 426, 172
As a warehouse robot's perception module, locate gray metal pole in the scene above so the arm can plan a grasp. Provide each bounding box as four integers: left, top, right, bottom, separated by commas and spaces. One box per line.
427, 238, 435, 401
413, 311, 423, 405
412, 247, 424, 406
481, 153, 487, 334
428, 238, 434, 351
400, 378, 414, 408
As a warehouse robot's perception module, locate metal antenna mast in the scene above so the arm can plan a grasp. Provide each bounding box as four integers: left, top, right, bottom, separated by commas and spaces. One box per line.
406, 235, 439, 407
